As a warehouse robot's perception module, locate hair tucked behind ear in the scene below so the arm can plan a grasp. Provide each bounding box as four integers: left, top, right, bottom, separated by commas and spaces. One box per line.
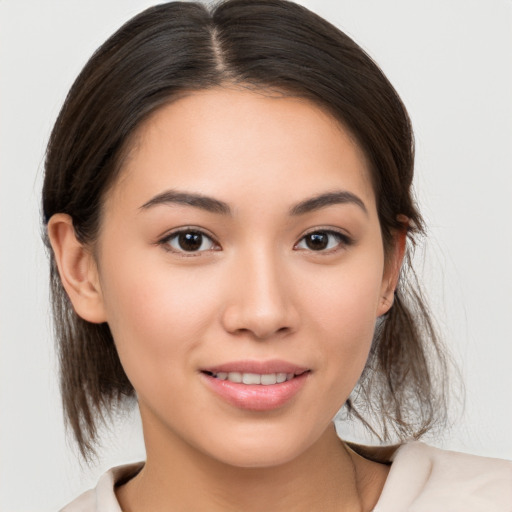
43, 0, 450, 459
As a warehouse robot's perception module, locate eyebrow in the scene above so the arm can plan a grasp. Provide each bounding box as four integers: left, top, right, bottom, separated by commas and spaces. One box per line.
289, 191, 368, 216
139, 189, 367, 216
140, 190, 231, 215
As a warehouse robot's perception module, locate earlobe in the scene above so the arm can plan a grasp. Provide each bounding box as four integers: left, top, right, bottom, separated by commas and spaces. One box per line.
378, 293, 395, 316
47, 214, 107, 323
377, 222, 408, 317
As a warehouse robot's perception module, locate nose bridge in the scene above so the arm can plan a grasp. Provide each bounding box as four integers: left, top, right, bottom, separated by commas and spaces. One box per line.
221, 241, 297, 339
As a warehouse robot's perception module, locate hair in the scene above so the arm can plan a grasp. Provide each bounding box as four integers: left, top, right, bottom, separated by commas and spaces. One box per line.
42, 0, 448, 459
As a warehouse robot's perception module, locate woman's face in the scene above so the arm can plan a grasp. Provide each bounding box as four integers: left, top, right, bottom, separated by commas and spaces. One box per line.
93, 88, 396, 468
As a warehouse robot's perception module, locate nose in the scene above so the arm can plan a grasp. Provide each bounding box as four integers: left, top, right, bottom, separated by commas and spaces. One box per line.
221, 248, 300, 340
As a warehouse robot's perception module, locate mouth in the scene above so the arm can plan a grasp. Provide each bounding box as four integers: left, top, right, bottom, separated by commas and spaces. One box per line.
200, 361, 311, 411
201, 370, 308, 385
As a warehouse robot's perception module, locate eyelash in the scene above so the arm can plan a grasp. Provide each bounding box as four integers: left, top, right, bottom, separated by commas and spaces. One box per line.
158, 228, 220, 256
158, 228, 353, 255
294, 229, 353, 254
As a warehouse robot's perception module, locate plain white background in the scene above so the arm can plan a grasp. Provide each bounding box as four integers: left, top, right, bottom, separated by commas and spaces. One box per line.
1, 0, 511, 510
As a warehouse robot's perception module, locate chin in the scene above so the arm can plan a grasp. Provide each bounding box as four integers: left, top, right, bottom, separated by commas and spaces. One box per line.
214, 447, 303, 469
198, 425, 322, 469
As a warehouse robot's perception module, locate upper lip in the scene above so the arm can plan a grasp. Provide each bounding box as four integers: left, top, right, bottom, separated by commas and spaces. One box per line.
200, 359, 310, 375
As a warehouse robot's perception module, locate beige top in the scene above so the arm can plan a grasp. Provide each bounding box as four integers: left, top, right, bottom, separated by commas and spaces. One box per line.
60, 442, 512, 512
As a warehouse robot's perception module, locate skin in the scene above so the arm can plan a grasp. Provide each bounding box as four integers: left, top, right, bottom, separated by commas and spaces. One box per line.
49, 88, 404, 511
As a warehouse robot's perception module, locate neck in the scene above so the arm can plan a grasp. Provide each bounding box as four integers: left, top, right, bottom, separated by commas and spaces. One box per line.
116, 421, 384, 512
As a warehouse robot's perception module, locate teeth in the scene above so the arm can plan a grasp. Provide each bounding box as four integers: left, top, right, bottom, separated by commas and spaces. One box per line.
261, 373, 277, 385
227, 372, 242, 383
212, 371, 298, 385
241, 373, 259, 384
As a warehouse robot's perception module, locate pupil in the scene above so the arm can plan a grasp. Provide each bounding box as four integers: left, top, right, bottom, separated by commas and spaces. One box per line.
306, 232, 328, 250
179, 232, 202, 251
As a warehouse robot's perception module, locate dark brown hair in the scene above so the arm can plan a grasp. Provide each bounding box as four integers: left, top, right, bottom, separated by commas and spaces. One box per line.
43, 0, 448, 459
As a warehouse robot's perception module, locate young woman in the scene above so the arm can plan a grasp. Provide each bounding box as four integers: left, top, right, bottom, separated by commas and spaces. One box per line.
42, 1, 511, 510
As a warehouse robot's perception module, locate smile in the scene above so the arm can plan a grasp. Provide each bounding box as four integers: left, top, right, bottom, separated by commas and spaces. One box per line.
200, 362, 311, 411
204, 371, 299, 385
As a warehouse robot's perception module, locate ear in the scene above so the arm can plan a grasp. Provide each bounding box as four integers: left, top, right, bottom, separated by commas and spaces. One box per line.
47, 214, 107, 323
377, 219, 408, 317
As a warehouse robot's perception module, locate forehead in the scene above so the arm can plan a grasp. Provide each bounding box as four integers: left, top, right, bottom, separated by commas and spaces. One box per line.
108, 87, 376, 215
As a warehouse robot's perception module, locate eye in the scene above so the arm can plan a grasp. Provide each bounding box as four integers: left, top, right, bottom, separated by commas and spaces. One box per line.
295, 230, 350, 252
162, 229, 218, 253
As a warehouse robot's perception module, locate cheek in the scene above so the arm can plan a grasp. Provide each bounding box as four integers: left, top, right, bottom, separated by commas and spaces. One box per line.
98, 255, 221, 384
307, 258, 383, 337
302, 255, 384, 387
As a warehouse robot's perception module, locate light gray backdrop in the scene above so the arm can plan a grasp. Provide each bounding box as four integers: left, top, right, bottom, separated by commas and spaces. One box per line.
1, 0, 511, 510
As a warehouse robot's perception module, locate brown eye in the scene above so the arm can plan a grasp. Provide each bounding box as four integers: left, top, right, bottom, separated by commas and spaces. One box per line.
295, 230, 349, 252
166, 231, 216, 252
304, 232, 329, 250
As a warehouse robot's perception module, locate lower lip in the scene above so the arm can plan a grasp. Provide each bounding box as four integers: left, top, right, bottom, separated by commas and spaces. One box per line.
201, 372, 309, 411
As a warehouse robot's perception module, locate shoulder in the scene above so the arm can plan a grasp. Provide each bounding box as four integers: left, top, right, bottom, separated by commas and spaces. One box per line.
59, 489, 96, 512
59, 462, 144, 512
374, 442, 512, 512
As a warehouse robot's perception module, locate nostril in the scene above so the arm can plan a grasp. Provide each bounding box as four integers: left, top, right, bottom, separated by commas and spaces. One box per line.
220, 290, 299, 339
